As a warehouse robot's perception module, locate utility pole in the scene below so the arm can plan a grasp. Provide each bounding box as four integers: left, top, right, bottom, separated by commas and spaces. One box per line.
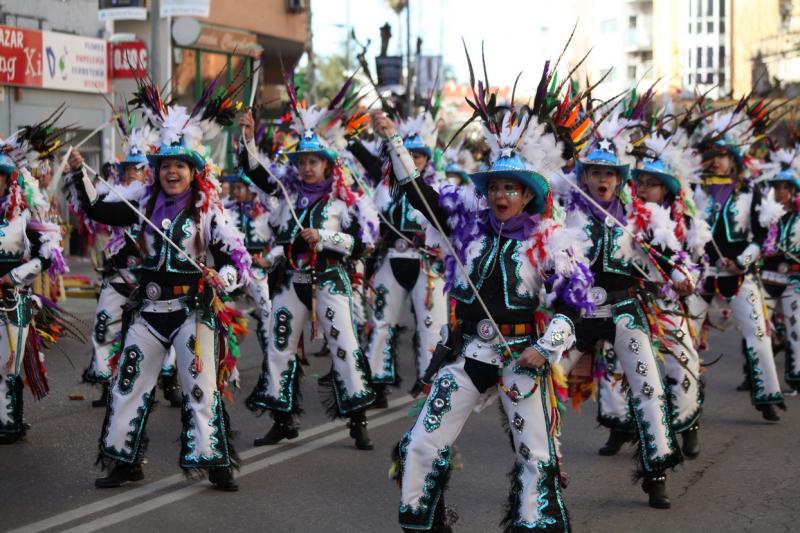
405, 0, 412, 111
306, 0, 317, 104
150, 0, 160, 84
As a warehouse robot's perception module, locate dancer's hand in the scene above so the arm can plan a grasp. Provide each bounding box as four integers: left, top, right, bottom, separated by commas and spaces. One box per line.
300, 228, 320, 247
673, 278, 693, 296
68, 149, 84, 171
717, 257, 742, 274
240, 109, 255, 142
518, 346, 547, 369
370, 111, 395, 138
252, 253, 270, 268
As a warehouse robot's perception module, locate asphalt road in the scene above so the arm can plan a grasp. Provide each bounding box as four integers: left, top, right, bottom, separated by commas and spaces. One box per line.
2, 270, 799, 532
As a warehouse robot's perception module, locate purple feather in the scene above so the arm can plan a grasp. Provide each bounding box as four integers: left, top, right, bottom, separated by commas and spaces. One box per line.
548, 261, 596, 316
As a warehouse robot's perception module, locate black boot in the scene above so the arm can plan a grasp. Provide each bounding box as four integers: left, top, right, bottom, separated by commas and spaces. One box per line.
369, 383, 389, 409
0, 432, 22, 444
161, 373, 182, 408
642, 473, 671, 509
348, 411, 374, 450
757, 404, 781, 422
254, 412, 299, 446
95, 461, 144, 488
681, 425, 701, 459
598, 429, 631, 456
209, 466, 239, 492
92, 383, 109, 408
408, 380, 424, 398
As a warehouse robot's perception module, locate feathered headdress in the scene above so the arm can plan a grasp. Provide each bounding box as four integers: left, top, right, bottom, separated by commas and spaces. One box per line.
757, 145, 800, 189
693, 95, 791, 166
128, 68, 247, 171
0, 105, 73, 176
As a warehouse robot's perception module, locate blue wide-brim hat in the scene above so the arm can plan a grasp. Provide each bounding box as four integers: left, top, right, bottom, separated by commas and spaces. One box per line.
286, 131, 338, 165
403, 134, 432, 159
702, 138, 744, 165
632, 158, 681, 197
0, 153, 16, 175
471, 154, 549, 214
118, 151, 148, 169
147, 142, 206, 171
577, 147, 630, 177
769, 168, 800, 190
445, 163, 471, 184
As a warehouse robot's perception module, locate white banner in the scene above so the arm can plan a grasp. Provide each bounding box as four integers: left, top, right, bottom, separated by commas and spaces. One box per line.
98, 7, 147, 21
41, 31, 109, 93
160, 0, 210, 18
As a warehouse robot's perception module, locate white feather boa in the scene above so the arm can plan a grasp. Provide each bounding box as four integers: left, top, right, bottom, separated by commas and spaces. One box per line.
757, 188, 786, 227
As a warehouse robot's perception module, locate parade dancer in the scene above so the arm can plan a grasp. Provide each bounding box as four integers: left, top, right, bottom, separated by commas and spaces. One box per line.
239, 79, 380, 450
755, 143, 800, 394
628, 132, 707, 458
71, 75, 251, 491
379, 63, 595, 532
689, 106, 785, 420
558, 110, 683, 508
75, 122, 174, 407
0, 123, 68, 444
348, 110, 449, 405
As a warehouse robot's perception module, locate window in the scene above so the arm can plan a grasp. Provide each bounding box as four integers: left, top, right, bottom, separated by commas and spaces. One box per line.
719, 45, 726, 68
629, 15, 638, 29
720, 19, 725, 33
719, 0, 725, 16
707, 0, 713, 15
689, 73, 694, 85
697, 21, 702, 33
707, 47, 713, 68
696, 0, 702, 16
707, 21, 713, 32
697, 47, 702, 68
706, 71, 714, 83
628, 65, 637, 80
688, 22, 692, 33
688, 49, 692, 68
718, 71, 725, 85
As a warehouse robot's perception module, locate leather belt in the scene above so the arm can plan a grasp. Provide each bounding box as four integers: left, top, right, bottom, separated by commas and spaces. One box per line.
461, 319, 535, 341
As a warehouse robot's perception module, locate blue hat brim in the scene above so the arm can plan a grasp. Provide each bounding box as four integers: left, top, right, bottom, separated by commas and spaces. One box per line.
769, 175, 800, 190
286, 149, 338, 166
471, 170, 549, 214
632, 169, 681, 197
446, 170, 472, 184
147, 146, 205, 171
407, 146, 432, 159
0, 163, 16, 175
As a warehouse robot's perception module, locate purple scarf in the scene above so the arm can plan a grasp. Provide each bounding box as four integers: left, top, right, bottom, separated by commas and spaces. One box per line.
488, 210, 540, 241
589, 196, 625, 224
707, 183, 735, 210
149, 189, 192, 234
296, 177, 333, 209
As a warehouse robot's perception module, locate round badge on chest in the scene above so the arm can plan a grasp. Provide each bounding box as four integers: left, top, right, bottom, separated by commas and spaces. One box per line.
299, 197, 309, 208
161, 218, 171, 230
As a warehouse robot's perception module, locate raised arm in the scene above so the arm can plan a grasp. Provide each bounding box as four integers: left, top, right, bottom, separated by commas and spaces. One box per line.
237, 109, 278, 196
67, 150, 139, 227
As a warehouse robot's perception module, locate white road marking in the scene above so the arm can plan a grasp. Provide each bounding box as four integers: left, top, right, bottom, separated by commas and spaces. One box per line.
9, 396, 415, 533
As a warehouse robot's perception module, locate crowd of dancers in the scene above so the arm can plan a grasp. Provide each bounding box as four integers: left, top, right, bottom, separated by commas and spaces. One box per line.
1, 39, 799, 532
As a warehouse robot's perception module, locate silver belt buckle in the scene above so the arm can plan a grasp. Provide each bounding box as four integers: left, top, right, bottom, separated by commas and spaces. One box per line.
145, 282, 161, 300
589, 286, 608, 305
778, 262, 790, 274
292, 271, 311, 284
476, 319, 497, 341
394, 238, 410, 252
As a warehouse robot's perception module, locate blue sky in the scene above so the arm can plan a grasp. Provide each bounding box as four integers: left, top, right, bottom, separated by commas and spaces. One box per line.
311, 0, 563, 91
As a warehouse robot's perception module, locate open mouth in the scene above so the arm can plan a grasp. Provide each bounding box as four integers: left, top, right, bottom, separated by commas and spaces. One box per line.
597, 185, 609, 196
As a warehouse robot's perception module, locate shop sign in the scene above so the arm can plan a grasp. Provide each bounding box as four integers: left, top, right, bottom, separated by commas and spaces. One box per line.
111, 41, 148, 78
0, 25, 109, 93
98, 0, 147, 21
161, 0, 210, 18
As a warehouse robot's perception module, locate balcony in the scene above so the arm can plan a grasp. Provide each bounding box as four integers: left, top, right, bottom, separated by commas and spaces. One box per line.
624, 29, 653, 52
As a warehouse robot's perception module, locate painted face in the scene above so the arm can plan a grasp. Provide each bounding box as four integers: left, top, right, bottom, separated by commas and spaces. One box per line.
411, 151, 429, 173
220, 181, 231, 199
583, 165, 621, 202
233, 181, 252, 202
296, 153, 329, 184
122, 164, 145, 184
707, 153, 734, 177
158, 157, 193, 196
635, 172, 668, 203
773, 181, 796, 208
487, 178, 534, 222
